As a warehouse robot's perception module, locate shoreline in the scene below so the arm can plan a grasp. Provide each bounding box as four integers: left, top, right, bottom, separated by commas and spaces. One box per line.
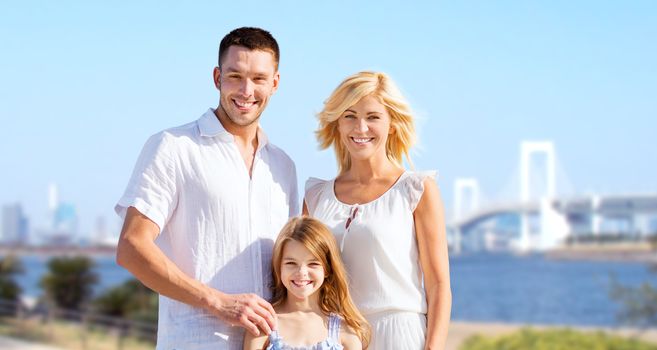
545, 242, 657, 263
0, 245, 116, 258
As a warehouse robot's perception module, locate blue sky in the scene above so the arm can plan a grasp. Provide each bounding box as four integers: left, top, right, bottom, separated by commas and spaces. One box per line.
1, 1, 656, 236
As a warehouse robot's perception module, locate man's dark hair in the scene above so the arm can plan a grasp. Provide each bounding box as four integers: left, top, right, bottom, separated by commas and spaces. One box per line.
218, 27, 280, 70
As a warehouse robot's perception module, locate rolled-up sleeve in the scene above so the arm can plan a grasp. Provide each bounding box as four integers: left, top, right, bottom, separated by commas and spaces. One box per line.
115, 132, 178, 231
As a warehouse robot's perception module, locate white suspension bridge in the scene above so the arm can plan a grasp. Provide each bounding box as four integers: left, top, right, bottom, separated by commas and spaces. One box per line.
448, 141, 657, 253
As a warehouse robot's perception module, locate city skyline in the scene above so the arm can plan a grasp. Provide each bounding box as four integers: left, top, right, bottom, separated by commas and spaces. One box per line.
1, 2, 656, 236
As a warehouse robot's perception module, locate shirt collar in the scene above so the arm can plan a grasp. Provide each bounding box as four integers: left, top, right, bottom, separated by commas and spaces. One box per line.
198, 108, 269, 151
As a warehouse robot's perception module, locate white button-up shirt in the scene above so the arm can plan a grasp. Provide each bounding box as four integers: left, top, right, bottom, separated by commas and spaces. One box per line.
116, 108, 298, 350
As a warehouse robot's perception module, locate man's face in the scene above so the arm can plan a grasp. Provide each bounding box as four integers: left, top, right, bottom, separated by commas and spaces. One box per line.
213, 46, 279, 128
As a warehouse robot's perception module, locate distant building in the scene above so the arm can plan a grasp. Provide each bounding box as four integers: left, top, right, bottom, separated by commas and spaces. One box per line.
44, 202, 79, 246
1, 203, 29, 244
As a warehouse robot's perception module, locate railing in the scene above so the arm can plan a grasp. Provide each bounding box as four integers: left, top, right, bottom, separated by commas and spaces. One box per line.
0, 298, 157, 350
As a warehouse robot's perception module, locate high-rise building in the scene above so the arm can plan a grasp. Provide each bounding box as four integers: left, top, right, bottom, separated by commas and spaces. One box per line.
1, 203, 29, 244
40, 183, 80, 246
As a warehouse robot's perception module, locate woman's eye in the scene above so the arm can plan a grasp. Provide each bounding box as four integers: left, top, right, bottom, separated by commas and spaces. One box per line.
344, 114, 356, 119
368, 115, 380, 120
309, 262, 321, 267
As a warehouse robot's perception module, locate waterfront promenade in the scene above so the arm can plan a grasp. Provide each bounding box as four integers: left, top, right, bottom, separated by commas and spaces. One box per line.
0, 335, 62, 350
2, 322, 656, 350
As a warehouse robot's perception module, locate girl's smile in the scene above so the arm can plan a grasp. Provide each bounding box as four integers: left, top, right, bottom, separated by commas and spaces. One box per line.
280, 240, 325, 301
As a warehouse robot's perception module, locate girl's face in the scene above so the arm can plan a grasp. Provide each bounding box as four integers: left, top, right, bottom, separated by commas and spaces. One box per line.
280, 239, 326, 301
337, 94, 393, 163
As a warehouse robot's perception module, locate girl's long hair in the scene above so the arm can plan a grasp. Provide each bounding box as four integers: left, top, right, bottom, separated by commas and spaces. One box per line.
270, 217, 370, 348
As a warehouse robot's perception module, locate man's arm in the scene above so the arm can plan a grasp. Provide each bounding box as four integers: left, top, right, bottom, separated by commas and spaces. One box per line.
116, 206, 276, 336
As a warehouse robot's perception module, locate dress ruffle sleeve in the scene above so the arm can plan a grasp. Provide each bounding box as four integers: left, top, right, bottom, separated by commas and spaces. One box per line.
405, 170, 438, 212
304, 177, 329, 215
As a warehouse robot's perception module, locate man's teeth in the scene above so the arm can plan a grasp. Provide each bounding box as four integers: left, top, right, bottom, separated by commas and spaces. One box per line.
234, 100, 255, 108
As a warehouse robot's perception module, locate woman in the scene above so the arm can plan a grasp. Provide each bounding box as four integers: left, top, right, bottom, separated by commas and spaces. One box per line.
303, 71, 451, 349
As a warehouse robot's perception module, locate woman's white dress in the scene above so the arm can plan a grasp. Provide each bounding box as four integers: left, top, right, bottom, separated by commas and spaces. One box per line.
304, 171, 437, 350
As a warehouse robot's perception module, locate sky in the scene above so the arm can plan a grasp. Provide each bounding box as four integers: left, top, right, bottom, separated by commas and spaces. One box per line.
1, 1, 656, 237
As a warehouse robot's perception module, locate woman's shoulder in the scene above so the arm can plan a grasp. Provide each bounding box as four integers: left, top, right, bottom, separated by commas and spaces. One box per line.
401, 170, 439, 211
405, 169, 438, 182
304, 176, 332, 193
304, 176, 335, 214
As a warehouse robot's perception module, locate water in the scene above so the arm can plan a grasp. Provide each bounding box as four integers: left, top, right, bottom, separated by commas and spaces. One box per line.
6, 253, 654, 327
450, 253, 654, 326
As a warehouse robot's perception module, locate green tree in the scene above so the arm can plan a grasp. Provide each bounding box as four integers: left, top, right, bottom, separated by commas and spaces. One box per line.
609, 238, 657, 327
40, 256, 98, 311
93, 278, 158, 323
0, 255, 24, 315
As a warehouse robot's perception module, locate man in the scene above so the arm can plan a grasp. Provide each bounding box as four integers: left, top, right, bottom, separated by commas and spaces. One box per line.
115, 27, 298, 349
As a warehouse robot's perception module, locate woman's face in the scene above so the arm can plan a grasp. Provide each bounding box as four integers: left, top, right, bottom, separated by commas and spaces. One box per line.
337, 94, 393, 164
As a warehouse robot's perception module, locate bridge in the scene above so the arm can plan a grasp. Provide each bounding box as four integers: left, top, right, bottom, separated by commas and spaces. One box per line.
448, 141, 657, 253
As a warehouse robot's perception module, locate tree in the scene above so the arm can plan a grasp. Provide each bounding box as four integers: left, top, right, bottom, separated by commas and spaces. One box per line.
40, 256, 98, 311
610, 238, 657, 328
93, 278, 158, 323
0, 255, 24, 315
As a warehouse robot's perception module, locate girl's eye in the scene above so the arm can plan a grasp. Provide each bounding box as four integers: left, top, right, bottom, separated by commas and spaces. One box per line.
368, 115, 380, 120
309, 262, 321, 267
285, 262, 296, 266
344, 114, 356, 119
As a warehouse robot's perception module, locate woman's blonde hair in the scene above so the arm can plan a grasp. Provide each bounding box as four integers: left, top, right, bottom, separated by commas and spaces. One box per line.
270, 217, 370, 348
316, 71, 416, 173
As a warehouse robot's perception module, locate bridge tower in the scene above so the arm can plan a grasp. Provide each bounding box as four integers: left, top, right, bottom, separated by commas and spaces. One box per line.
520, 141, 556, 202
518, 141, 556, 250
452, 178, 480, 253
454, 178, 480, 221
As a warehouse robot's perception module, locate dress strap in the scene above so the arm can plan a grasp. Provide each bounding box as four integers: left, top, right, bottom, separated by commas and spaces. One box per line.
266, 330, 283, 350
327, 313, 341, 341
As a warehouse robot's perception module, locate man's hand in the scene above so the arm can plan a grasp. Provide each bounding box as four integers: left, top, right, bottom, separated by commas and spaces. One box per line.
117, 207, 277, 337
207, 291, 277, 336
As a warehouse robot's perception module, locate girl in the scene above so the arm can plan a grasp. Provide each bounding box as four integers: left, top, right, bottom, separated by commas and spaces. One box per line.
304, 71, 452, 349
243, 217, 370, 350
